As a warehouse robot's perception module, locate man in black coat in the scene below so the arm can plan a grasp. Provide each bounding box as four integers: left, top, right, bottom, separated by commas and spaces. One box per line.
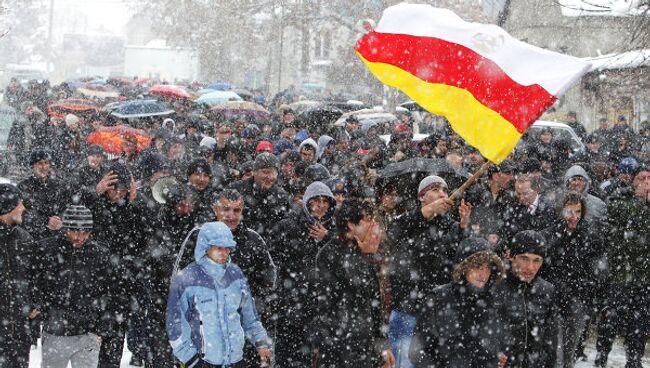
499, 174, 554, 246
229, 152, 290, 238
409, 237, 509, 368
493, 230, 560, 368
387, 175, 472, 367
17, 149, 70, 241
87, 163, 148, 368
314, 198, 394, 368
71, 144, 108, 203
539, 192, 606, 367
32, 204, 112, 367
0, 184, 34, 368
268, 181, 337, 367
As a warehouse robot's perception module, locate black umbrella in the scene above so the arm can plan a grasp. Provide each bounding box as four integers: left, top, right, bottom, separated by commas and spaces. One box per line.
377, 158, 470, 212
297, 107, 343, 131
109, 99, 175, 119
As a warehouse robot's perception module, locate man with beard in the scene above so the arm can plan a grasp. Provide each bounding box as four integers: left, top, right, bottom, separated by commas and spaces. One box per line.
18, 149, 69, 241
0, 184, 34, 368
229, 152, 290, 238
269, 181, 337, 367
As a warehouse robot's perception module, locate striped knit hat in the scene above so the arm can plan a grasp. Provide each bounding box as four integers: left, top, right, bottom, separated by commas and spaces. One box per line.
61, 205, 93, 231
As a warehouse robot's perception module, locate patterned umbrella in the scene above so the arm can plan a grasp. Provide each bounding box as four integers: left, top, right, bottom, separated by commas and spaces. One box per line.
47, 99, 100, 118
209, 101, 269, 120
85, 125, 151, 155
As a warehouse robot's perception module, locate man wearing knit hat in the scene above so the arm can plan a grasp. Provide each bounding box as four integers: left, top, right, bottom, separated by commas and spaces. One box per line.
0, 184, 34, 368
17, 149, 69, 241
493, 230, 560, 368
387, 175, 472, 368
32, 204, 112, 368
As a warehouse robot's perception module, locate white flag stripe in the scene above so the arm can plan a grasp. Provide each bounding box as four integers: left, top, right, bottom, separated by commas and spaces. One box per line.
374, 3, 592, 96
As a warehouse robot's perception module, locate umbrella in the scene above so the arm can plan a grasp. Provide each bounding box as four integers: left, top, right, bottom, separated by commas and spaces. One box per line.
297, 107, 343, 130
109, 99, 175, 119
209, 101, 270, 121
195, 91, 242, 106
148, 84, 192, 100
288, 100, 321, 114
197, 88, 217, 95
77, 83, 120, 99
85, 125, 151, 155
48, 99, 100, 118
378, 157, 468, 191
206, 82, 232, 90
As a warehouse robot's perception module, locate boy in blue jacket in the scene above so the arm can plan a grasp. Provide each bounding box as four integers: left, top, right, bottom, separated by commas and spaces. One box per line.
166, 221, 273, 368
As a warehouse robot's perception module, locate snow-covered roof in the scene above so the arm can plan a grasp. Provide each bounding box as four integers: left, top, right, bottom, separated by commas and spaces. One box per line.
584, 49, 650, 71
559, 0, 648, 17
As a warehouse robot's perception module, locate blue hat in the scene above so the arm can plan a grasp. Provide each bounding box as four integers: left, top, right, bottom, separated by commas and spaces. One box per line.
195, 222, 236, 261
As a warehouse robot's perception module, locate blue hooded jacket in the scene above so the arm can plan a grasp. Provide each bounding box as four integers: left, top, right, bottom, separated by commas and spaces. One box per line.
166, 222, 269, 366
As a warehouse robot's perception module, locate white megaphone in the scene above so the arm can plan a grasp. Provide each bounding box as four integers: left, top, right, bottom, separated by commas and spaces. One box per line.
152, 176, 180, 204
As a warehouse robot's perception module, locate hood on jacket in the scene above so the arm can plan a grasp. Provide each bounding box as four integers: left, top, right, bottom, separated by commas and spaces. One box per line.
563, 165, 591, 193
194, 222, 236, 262
317, 135, 334, 159
361, 120, 378, 134
302, 181, 337, 223
299, 138, 318, 153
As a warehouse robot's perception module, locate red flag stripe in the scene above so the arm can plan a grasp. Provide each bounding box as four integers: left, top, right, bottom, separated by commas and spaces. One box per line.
355, 31, 557, 133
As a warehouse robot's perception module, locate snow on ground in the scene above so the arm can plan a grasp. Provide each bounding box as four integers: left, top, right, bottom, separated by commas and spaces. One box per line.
27, 337, 650, 367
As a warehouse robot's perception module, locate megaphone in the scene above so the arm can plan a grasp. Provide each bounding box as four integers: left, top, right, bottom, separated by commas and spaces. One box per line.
152, 176, 180, 204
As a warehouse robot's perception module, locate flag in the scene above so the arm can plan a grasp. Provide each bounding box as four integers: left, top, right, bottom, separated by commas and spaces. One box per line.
355, 3, 592, 163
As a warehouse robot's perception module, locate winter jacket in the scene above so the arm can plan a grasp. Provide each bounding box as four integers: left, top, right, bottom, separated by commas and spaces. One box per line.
606, 188, 650, 288
409, 282, 511, 368
492, 271, 560, 368
17, 175, 70, 241
166, 225, 269, 367
540, 219, 607, 307
388, 208, 467, 313
561, 165, 606, 223
298, 138, 318, 162
498, 195, 554, 242
229, 177, 290, 238
314, 235, 387, 368
32, 234, 112, 336
0, 223, 34, 342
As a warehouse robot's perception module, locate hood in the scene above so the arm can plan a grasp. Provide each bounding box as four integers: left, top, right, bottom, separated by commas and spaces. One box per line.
194, 222, 236, 262
299, 138, 318, 152
317, 135, 334, 159
361, 120, 378, 134
563, 165, 590, 193
302, 181, 337, 223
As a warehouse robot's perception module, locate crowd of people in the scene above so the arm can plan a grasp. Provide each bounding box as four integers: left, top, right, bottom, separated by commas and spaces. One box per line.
0, 78, 649, 368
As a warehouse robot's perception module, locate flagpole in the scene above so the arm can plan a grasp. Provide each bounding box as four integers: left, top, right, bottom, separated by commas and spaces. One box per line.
449, 160, 493, 200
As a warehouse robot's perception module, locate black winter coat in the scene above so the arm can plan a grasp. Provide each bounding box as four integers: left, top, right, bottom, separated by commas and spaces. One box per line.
409, 282, 510, 368
229, 177, 290, 238
17, 175, 70, 241
492, 272, 560, 368
540, 219, 607, 307
498, 198, 554, 243
388, 209, 466, 313
32, 235, 112, 336
0, 224, 34, 342
314, 236, 386, 368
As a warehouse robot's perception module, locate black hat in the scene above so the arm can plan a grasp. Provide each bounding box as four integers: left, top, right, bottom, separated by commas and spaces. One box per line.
0, 184, 21, 215
487, 161, 515, 177
61, 205, 93, 230
455, 237, 491, 264
304, 163, 330, 183
186, 158, 212, 177
108, 163, 132, 190
518, 158, 542, 174
86, 144, 106, 158
510, 230, 547, 258
29, 149, 51, 166
254, 152, 279, 171
345, 115, 359, 124
140, 153, 170, 182
280, 150, 302, 164
239, 161, 254, 174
